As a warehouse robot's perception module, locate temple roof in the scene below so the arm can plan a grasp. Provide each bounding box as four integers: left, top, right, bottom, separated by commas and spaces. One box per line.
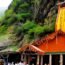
37, 34, 65, 53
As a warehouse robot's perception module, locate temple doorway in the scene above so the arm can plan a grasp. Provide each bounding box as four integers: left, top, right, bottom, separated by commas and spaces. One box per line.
29, 55, 37, 65
8, 53, 21, 63
43, 55, 49, 65
63, 55, 65, 65
52, 55, 60, 65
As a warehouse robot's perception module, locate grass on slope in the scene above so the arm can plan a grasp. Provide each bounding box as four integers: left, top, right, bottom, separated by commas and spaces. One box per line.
0, 34, 11, 42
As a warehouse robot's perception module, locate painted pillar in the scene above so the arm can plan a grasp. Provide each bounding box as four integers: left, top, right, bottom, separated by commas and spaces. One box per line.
37, 55, 40, 65
41, 55, 43, 65
28, 56, 30, 65
49, 54, 52, 65
24, 54, 27, 65
60, 54, 63, 65
21, 54, 24, 61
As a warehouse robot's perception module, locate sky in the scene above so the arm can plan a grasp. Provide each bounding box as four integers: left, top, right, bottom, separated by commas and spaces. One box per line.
0, 0, 12, 8
0, 0, 13, 17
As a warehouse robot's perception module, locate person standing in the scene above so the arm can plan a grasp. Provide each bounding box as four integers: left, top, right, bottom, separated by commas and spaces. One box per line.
18, 61, 25, 65
11, 62, 14, 65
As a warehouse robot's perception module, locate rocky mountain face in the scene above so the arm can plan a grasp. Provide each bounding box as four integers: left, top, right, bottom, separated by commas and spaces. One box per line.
0, 0, 61, 46
36, 0, 58, 23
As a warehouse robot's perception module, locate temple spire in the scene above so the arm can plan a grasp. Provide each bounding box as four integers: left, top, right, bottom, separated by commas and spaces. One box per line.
55, 0, 65, 33
58, 0, 61, 10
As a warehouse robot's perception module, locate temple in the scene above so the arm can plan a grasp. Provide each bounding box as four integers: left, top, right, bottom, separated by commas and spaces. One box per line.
19, 1, 65, 65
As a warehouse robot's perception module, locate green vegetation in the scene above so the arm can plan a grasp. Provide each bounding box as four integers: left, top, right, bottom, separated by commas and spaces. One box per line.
0, 34, 10, 42
0, 0, 57, 46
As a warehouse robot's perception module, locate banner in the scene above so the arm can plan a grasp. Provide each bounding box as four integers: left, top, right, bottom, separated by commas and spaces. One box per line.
56, 8, 65, 32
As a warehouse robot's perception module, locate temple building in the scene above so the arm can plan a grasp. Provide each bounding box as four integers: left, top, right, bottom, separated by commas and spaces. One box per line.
19, 1, 65, 65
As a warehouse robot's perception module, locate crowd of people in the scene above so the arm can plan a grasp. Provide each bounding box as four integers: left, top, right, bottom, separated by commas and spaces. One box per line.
8, 61, 29, 65
0, 59, 30, 65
